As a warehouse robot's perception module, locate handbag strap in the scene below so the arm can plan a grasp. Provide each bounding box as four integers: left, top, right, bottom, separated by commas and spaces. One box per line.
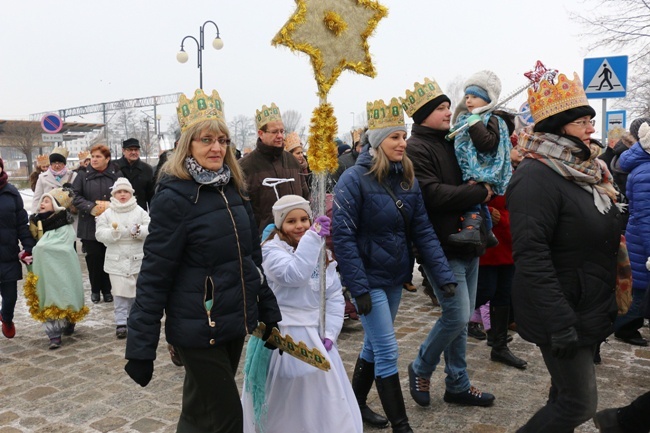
380, 182, 413, 258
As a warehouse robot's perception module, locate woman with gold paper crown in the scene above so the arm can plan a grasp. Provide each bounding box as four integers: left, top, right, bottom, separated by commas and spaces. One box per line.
507, 65, 619, 432
123, 88, 281, 433
333, 97, 456, 433
241, 194, 362, 433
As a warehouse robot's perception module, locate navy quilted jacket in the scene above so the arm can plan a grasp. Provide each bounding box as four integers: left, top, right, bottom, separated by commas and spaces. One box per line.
620, 142, 650, 290
333, 148, 455, 298
0, 183, 35, 282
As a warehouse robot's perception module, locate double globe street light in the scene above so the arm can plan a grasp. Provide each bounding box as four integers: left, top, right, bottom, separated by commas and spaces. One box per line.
176, 20, 224, 90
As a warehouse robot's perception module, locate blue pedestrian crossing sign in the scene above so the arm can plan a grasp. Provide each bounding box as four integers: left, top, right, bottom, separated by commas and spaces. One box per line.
583, 56, 627, 99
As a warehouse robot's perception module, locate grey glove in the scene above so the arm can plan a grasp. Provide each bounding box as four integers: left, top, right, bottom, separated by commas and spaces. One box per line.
551, 326, 578, 359
355, 293, 372, 315
440, 283, 456, 298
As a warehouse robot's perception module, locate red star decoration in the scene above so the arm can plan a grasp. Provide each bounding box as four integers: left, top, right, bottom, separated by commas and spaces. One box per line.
524, 60, 558, 91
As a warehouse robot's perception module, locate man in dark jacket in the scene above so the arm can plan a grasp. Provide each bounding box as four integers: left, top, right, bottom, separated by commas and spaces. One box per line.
400, 78, 496, 408
240, 103, 310, 233
116, 138, 154, 210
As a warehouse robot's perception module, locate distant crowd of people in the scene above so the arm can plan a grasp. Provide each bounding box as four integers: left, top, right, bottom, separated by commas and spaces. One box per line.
1, 65, 649, 433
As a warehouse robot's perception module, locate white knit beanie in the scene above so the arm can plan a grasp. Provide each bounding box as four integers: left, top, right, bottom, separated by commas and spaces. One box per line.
452, 70, 502, 123
111, 177, 135, 196
638, 122, 650, 153
272, 195, 312, 228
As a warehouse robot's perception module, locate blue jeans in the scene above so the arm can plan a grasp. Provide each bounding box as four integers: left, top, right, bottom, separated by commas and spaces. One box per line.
517, 345, 598, 432
412, 257, 479, 393
356, 286, 403, 378
0, 280, 18, 324
614, 287, 646, 335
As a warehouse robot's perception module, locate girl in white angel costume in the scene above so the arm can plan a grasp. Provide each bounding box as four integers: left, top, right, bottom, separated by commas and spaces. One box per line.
242, 194, 362, 433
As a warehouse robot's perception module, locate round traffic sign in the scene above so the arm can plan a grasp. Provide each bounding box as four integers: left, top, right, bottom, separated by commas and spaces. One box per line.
41, 113, 63, 133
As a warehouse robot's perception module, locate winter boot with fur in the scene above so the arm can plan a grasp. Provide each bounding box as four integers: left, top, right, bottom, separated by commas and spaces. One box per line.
376, 373, 413, 433
490, 305, 527, 369
448, 211, 482, 246
351, 357, 388, 428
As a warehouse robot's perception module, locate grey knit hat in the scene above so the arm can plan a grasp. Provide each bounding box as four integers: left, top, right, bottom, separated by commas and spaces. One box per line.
630, 117, 650, 141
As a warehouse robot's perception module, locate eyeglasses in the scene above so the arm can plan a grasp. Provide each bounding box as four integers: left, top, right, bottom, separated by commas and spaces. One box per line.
265, 129, 285, 136
570, 119, 596, 127
197, 137, 231, 146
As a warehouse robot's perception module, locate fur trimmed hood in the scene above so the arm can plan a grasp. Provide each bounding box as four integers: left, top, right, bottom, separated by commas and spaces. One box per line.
452, 70, 502, 124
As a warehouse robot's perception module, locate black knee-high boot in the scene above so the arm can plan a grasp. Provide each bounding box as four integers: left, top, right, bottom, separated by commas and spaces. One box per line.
375, 373, 413, 433
490, 304, 527, 369
351, 357, 388, 428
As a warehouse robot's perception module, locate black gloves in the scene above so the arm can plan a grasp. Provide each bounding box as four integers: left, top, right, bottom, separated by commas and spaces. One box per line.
551, 326, 578, 359
355, 293, 372, 315
263, 321, 279, 351
125, 359, 154, 387
440, 283, 456, 298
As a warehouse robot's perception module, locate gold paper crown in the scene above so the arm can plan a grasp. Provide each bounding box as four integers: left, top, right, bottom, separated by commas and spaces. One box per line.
176, 89, 225, 133
399, 77, 445, 118
284, 132, 302, 150
367, 98, 405, 130
47, 187, 73, 210
255, 103, 283, 130
52, 146, 69, 160
36, 154, 49, 166
78, 150, 90, 160
528, 72, 589, 123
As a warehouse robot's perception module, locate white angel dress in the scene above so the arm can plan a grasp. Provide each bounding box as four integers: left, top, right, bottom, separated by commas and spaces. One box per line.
242, 230, 362, 433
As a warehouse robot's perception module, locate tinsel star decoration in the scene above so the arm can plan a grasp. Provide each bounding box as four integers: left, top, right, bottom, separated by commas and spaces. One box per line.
524, 60, 558, 91
272, 0, 388, 98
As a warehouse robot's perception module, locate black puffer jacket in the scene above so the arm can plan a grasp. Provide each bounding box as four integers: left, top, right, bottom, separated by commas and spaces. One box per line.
406, 124, 489, 259
0, 184, 35, 282
507, 158, 619, 346
72, 164, 122, 240
125, 175, 281, 361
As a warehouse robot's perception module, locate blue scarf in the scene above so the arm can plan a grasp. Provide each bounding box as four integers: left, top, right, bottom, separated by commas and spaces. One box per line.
453, 112, 512, 195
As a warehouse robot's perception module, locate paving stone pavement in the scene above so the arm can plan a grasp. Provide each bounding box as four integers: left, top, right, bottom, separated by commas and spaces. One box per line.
1, 256, 648, 433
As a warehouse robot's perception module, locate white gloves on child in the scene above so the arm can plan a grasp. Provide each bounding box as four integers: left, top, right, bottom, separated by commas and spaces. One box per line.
646, 256, 650, 271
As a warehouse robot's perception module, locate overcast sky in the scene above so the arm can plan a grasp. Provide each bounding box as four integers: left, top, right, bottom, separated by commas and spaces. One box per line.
0, 0, 619, 137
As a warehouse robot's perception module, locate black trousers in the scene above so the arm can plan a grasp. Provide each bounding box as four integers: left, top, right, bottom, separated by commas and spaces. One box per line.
81, 239, 111, 295
176, 338, 245, 433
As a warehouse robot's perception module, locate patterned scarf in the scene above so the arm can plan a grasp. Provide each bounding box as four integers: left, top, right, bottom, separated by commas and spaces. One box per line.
519, 131, 618, 214
185, 156, 231, 186
49, 165, 68, 182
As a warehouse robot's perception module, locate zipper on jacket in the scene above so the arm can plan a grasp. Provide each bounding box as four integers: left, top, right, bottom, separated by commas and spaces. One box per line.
218, 187, 249, 333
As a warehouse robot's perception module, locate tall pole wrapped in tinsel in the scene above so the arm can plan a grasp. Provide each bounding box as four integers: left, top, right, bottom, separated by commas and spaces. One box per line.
272, 0, 387, 338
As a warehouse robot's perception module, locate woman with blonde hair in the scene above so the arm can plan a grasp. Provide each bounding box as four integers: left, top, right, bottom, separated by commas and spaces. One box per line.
333, 98, 456, 433
124, 89, 281, 433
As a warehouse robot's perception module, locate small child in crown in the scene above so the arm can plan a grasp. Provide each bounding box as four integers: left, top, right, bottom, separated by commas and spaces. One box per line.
26, 187, 88, 349
241, 195, 362, 433
449, 70, 514, 247
95, 178, 150, 339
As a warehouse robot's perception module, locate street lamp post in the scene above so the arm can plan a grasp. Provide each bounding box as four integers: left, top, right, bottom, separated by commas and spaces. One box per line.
176, 20, 224, 89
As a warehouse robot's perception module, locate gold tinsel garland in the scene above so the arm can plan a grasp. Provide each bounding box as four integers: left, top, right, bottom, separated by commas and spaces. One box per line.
307, 103, 339, 173
23, 271, 90, 323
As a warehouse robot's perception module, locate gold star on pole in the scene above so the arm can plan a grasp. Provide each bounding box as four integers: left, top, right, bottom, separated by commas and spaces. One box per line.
273, 0, 388, 98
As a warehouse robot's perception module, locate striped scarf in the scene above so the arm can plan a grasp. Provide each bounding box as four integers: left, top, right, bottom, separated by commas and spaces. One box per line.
519, 131, 618, 214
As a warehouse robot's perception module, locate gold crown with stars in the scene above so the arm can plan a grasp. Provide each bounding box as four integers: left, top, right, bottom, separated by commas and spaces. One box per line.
366, 98, 405, 130
176, 89, 225, 133
255, 103, 283, 130
528, 72, 590, 123
399, 77, 446, 118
